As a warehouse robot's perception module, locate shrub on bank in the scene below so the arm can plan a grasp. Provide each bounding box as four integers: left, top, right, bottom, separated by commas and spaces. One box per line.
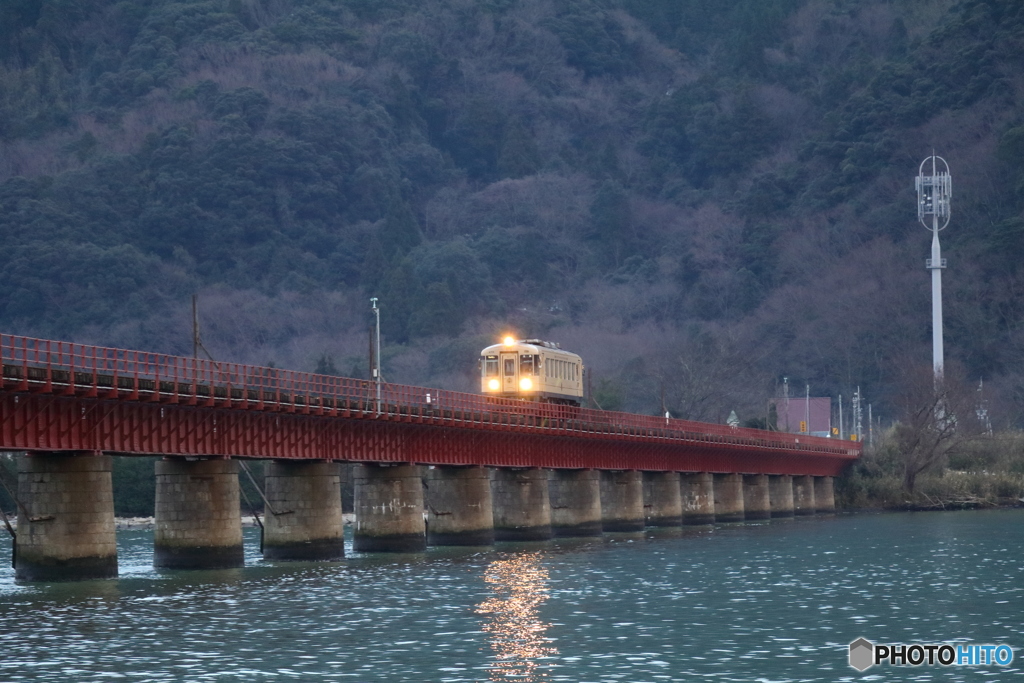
836, 429, 1024, 510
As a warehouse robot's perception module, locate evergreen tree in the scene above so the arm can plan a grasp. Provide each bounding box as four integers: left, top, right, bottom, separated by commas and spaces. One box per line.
590, 180, 632, 267
497, 118, 541, 179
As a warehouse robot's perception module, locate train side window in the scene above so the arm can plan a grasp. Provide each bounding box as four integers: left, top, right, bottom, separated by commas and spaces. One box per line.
504, 358, 515, 376
484, 357, 498, 377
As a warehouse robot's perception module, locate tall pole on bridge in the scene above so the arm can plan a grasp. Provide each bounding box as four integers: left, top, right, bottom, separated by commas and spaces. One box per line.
371, 297, 382, 414
916, 153, 952, 385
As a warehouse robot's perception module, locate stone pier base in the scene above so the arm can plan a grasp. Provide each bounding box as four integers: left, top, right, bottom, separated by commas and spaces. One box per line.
713, 473, 745, 523
600, 470, 644, 532
769, 475, 795, 517
425, 466, 494, 546
549, 469, 602, 537
681, 472, 715, 525
793, 475, 816, 516
491, 468, 552, 541
353, 464, 426, 552
15, 452, 118, 582
742, 474, 771, 520
814, 476, 836, 513
643, 471, 682, 527
155, 459, 244, 569
263, 460, 344, 561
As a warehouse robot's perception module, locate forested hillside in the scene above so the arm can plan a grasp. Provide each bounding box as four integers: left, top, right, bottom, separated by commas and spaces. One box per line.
2, 0, 1024, 426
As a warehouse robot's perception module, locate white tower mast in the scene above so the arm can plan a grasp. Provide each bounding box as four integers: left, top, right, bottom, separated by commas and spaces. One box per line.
916, 154, 952, 382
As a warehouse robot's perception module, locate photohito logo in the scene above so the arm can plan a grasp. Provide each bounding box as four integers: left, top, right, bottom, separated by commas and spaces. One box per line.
848, 638, 1014, 672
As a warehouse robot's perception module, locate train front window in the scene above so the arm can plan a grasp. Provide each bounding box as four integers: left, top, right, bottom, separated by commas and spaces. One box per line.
520, 355, 535, 375
484, 356, 498, 377
503, 358, 516, 376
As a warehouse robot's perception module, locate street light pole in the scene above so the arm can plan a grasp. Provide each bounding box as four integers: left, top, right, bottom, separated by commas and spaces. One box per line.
371, 297, 381, 414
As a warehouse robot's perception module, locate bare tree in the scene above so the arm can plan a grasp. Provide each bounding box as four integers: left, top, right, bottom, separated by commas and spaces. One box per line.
656, 330, 770, 424
892, 362, 980, 493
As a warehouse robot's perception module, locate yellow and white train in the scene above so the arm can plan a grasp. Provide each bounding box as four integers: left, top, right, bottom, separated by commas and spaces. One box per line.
480, 337, 584, 406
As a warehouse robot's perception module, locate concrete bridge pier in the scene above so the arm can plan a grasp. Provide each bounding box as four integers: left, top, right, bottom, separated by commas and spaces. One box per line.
814, 476, 836, 513
425, 466, 494, 546
643, 471, 682, 527
14, 452, 118, 582
768, 475, 795, 517
262, 460, 345, 561
491, 468, 552, 541
792, 475, 817, 516
713, 473, 745, 523
155, 458, 244, 569
680, 472, 715, 524
548, 469, 602, 537
353, 463, 426, 552
600, 470, 644, 532
742, 474, 771, 520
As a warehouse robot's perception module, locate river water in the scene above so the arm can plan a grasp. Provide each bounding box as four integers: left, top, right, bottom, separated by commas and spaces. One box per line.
0, 510, 1021, 682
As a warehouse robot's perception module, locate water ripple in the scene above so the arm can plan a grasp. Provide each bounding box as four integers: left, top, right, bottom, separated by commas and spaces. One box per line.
0, 511, 1021, 681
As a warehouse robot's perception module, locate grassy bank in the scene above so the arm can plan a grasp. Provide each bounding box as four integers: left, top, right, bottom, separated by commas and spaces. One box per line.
836, 430, 1024, 510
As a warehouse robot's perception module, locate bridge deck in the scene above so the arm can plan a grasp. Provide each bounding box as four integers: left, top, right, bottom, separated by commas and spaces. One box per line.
0, 334, 859, 473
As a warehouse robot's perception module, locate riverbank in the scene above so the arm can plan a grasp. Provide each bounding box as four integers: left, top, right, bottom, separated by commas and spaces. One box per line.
836, 468, 1024, 511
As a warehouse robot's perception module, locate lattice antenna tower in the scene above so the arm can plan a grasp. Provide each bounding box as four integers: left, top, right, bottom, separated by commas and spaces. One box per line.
916, 154, 952, 381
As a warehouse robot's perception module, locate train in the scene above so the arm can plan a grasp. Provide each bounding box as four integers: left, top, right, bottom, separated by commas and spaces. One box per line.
480, 336, 584, 406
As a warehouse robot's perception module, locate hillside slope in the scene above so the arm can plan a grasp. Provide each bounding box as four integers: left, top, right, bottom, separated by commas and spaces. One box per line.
1, 0, 1023, 425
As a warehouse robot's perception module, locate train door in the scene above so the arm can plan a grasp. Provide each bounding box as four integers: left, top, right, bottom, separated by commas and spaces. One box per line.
500, 351, 518, 394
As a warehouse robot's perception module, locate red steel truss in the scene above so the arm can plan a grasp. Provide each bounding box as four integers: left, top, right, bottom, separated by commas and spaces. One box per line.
0, 334, 859, 475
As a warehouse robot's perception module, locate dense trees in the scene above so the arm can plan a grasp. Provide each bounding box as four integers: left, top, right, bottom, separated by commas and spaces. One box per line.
1, 0, 1024, 426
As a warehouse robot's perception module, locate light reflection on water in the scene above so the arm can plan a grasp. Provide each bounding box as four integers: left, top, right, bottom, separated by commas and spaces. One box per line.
476, 552, 557, 680
0, 510, 1022, 681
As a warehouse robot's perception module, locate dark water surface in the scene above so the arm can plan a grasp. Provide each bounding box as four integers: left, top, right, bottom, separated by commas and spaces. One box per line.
1, 510, 1021, 681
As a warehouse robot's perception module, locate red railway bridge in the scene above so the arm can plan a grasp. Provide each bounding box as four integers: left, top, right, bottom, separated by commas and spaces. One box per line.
0, 333, 859, 582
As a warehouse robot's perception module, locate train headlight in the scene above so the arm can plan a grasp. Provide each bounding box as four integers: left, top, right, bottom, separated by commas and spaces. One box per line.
519, 378, 533, 391
503, 336, 515, 347
488, 379, 500, 391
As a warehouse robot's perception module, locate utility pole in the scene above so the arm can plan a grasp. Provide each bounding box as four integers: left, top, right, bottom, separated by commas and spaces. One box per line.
838, 394, 844, 440
852, 387, 863, 442
868, 403, 874, 446
783, 377, 790, 433
976, 379, 992, 436
190, 294, 215, 362
805, 384, 810, 434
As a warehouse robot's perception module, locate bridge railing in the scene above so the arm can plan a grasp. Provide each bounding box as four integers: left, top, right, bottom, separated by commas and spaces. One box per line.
0, 333, 377, 402
1, 333, 858, 456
